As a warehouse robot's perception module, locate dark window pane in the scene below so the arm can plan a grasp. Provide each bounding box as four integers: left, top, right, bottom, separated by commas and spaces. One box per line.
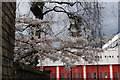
51, 73, 55, 80
61, 73, 65, 78
114, 72, 119, 78
99, 72, 102, 78
51, 73, 55, 78
78, 73, 81, 78
94, 72, 97, 79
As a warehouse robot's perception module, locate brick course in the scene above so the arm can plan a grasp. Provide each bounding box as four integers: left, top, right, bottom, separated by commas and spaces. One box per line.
0, 2, 2, 80
2, 2, 15, 79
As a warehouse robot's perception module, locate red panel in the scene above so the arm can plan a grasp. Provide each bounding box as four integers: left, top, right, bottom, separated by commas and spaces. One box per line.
59, 66, 84, 79
98, 65, 110, 79
86, 65, 98, 79
72, 66, 84, 79
86, 65, 110, 79
36, 65, 114, 80
36, 66, 44, 70
112, 65, 120, 79
36, 66, 40, 70
44, 66, 56, 79
59, 66, 71, 78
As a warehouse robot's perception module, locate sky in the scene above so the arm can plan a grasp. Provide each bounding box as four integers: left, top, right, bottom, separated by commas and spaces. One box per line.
102, 2, 118, 36
16, 1, 119, 37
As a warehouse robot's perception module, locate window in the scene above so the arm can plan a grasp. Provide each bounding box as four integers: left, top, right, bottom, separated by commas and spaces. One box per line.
73, 73, 76, 78
67, 73, 70, 78
88, 73, 92, 79
109, 56, 111, 58
98, 56, 99, 58
117, 56, 119, 58
114, 72, 119, 78
67, 73, 71, 80
112, 40, 118, 48
105, 56, 107, 58
51, 73, 55, 78
78, 73, 81, 79
104, 72, 108, 78
61, 73, 65, 78
93, 72, 97, 79
95, 56, 97, 58
72, 73, 76, 80
51, 73, 55, 80
99, 72, 102, 79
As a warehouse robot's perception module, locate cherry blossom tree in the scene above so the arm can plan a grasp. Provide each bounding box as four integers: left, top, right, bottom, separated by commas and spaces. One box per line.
15, 1, 103, 69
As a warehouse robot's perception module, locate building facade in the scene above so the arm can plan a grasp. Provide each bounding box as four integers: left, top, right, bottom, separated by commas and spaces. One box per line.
36, 33, 120, 79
